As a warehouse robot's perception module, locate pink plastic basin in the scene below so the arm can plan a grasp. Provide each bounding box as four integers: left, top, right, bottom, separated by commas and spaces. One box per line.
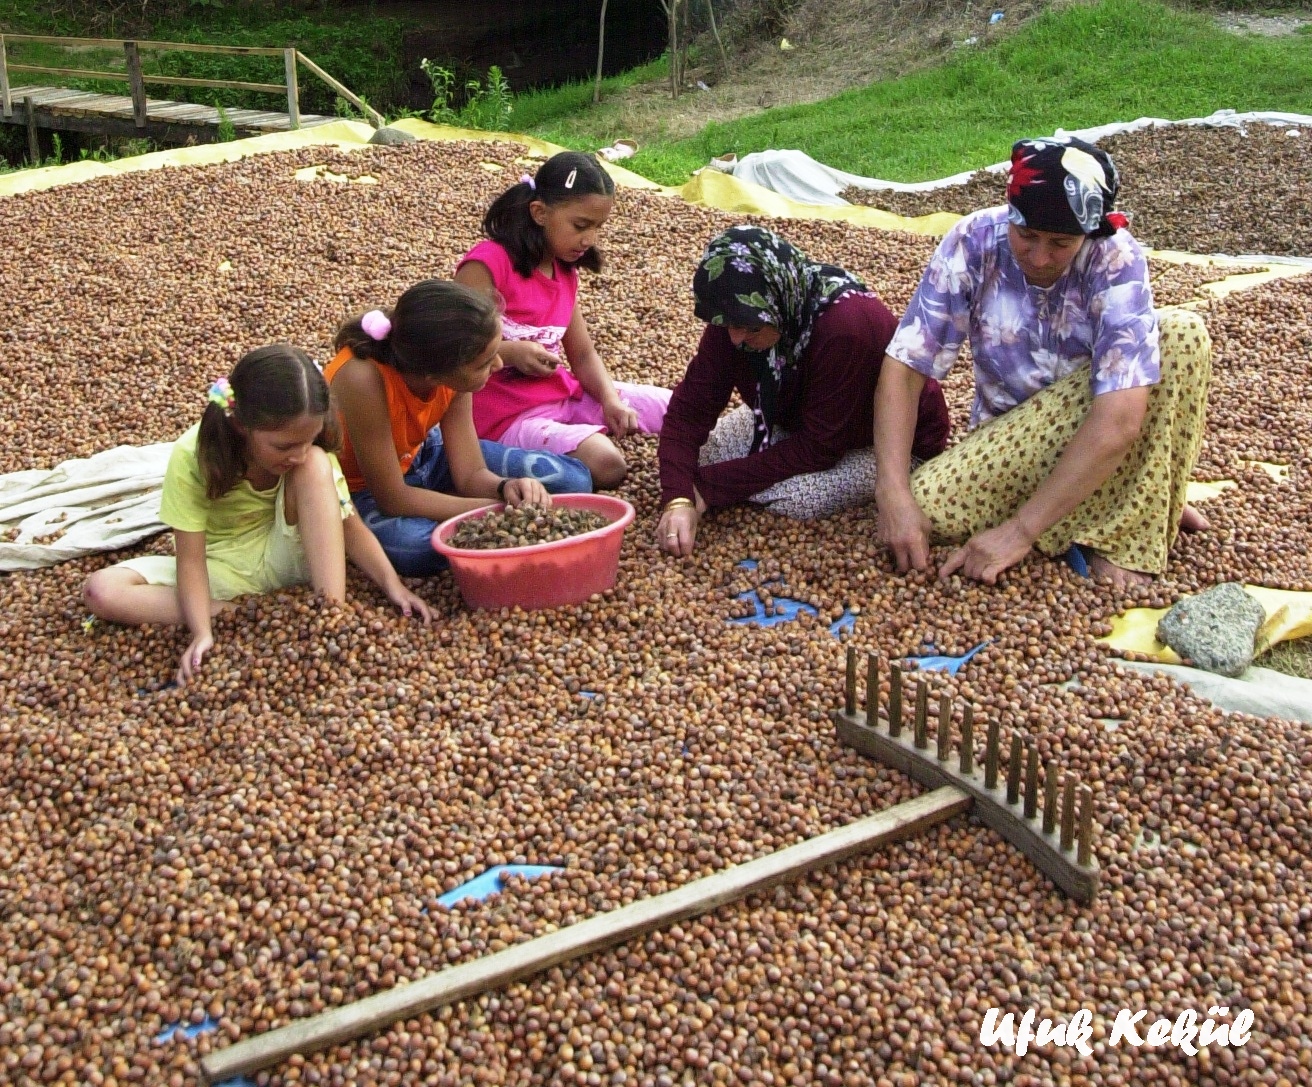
431, 494, 635, 611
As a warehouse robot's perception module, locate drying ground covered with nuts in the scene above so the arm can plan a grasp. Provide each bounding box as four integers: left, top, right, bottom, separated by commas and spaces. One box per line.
2, 140, 1311, 1087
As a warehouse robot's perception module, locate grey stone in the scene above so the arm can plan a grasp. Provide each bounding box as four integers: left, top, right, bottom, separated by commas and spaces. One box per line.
368, 128, 417, 146
1156, 582, 1266, 678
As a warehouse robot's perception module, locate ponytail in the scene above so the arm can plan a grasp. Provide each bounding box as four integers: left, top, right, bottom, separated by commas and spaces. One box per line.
483, 151, 615, 278
334, 280, 502, 382
196, 344, 337, 500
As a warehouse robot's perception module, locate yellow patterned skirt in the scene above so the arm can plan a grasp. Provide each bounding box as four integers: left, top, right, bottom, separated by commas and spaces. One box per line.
910, 309, 1212, 575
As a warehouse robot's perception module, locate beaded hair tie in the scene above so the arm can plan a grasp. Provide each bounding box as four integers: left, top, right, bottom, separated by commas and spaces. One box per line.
207, 376, 235, 416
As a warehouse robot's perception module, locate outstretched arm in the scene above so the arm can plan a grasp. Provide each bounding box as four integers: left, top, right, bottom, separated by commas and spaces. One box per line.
562, 308, 635, 438
174, 529, 215, 685
342, 512, 433, 623
873, 356, 933, 573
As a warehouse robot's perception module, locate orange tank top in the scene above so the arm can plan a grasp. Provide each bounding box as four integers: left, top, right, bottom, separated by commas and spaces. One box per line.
324, 346, 457, 492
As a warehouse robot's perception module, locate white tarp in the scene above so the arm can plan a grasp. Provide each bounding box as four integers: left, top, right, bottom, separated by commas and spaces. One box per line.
708, 109, 1312, 203
0, 444, 171, 571
1118, 660, 1312, 725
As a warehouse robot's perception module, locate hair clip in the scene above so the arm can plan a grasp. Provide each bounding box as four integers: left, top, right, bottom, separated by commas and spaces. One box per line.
207, 376, 235, 416
520, 173, 536, 190
361, 309, 392, 341
564, 168, 578, 190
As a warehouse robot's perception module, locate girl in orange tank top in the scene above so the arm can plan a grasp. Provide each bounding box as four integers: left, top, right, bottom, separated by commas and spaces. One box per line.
326, 279, 592, 577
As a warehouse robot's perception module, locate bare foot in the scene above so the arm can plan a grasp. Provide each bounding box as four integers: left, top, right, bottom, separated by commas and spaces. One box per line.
1085, 550, 1153, 591
1179, 504, 1210, 533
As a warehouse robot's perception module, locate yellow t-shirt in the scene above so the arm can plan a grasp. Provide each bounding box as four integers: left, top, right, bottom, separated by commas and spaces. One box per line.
160, 424, 352, 566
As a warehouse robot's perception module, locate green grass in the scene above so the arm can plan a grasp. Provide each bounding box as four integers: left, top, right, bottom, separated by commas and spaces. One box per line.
510, 57, 670, 134
526, 0, 1312, 185
1256, 638, 1312, 680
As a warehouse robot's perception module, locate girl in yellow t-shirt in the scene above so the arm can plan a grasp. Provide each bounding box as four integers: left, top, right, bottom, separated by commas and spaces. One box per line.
82, 344, 431, 686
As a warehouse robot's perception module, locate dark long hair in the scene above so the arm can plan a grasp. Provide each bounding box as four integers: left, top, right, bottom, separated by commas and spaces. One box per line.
196, 345, 338, 500
335, 279, 503, 381
482, 151, 615, 278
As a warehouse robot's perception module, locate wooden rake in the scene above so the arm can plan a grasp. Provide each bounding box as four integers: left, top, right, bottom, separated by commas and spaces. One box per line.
832, 647, 1100, 904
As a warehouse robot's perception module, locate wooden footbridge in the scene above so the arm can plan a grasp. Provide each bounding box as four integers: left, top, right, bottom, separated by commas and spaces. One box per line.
0, 34, 386, 162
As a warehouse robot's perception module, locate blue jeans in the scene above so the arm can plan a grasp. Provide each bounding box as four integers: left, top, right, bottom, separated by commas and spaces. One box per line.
352, 428, 593, 577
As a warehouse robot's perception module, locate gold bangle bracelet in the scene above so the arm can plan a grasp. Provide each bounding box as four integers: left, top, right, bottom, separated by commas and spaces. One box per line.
663, 497, 695, 512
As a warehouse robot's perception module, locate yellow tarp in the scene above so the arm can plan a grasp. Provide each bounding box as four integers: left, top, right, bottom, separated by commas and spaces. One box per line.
1102, 586, 1312, 664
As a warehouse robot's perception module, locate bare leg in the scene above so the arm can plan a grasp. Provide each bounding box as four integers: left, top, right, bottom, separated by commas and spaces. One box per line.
1179, 504, 1210, 533
284, 448, 347, 602
82, 567, 232, 626
571, 434, 627, 489
1085, 549, 1153, 591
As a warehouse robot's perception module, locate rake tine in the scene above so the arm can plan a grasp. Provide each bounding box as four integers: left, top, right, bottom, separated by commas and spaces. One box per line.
984, 718, 1000, 790
1060, 777, 1077, 852
1024, 742, 1039, 820
844, 646, 857, 716
1006, 735, 1022, 806
888, 663, 903, 738
1042, 762, 1059, 836
959, 704, 974, 775
865, 652, 879, 725
936, 693, 952, 762
913, 679, 928, 750
1078, 785, 1095, 867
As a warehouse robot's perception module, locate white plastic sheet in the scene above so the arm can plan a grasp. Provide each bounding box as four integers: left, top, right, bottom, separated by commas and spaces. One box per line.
0, 444, 171, 571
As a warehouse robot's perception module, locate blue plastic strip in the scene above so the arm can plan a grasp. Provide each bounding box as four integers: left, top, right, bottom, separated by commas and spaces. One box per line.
829, 610, 857, 636
1064, 545, 1091, 578
727, 591, 818, 628
435, 864, 563, 909
904, 638, 993, 676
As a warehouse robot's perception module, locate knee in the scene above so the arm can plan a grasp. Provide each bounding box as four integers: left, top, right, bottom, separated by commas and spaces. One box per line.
1156, 309, 1212, 371
82, 569, 118, 619
291, 445, 334, 483
589, 447, 628, 489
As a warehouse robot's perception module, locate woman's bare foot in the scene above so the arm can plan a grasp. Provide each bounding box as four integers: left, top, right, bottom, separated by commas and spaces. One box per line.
1179, 504, 1210, 533
1085, 549, 1153, 591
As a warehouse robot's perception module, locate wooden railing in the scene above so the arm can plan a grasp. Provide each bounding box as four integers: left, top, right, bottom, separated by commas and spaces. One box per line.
0, 34, 385, 128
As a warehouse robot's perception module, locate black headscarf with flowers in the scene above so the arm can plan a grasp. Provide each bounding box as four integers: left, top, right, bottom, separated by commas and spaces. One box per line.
692, 225, 868, 452
1006, 136, 1129, 238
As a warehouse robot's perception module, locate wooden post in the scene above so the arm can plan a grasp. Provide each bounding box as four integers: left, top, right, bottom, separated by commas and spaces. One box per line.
124, 41, 147, 128
23, 95, 39, 165
200, 787, 972, 1083
0, 35, 12, 119
284, 47, 300, 130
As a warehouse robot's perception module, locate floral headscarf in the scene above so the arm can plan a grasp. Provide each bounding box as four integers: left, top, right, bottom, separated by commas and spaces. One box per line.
1006, 136, 1128, 238
692, 226, 868, 451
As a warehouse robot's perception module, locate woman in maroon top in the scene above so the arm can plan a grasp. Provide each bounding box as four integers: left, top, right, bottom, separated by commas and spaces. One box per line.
656, 226, 951, 556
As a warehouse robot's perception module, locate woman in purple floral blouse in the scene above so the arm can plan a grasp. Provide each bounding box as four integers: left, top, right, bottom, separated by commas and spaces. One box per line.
873, 136, 1212, 589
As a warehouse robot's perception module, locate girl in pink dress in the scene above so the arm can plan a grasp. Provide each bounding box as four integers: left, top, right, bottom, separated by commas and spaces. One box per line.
455, 152, 670, 488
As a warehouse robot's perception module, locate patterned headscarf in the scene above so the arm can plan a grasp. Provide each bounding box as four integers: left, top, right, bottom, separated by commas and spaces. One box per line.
1006, 136, 1128, 238
692, 226, 868, 452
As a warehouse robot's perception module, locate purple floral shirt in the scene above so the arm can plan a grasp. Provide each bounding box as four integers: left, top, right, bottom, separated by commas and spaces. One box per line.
887, 206, 1159, 427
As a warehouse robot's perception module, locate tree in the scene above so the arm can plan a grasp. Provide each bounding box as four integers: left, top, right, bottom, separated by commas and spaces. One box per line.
594, 0, 609, 103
